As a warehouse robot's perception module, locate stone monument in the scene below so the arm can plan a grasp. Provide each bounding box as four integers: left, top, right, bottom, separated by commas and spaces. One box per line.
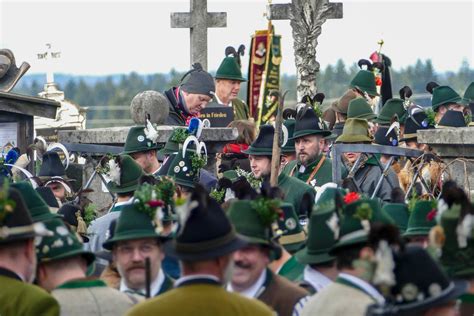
267, 0, 343, 100
171, 0, 227, 70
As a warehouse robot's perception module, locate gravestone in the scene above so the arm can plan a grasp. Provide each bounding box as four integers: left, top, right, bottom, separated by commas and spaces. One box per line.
171, 0, 227, 70
418, 127, 474, 197
267, 0, 343, 100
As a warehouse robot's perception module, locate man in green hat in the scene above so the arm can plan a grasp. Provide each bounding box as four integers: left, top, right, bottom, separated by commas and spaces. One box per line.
0, 186, 60, 316
429, 84, 465, 123
404, 200, 437, 247
227, 197, 309, 316
347, 97, 378, 121
301, 194, 398, 316
349, 70, 379, 106
283, 106, 334, 191
87, 155, 144, 261
102, 184, 173, 298
164, 63, 215, 126
127, 185, 273, 316
123, 125, 161, 177
268, 203, 306, 281
295, 188, 342, 294
335, 118, 400, 202
244, 124, 315, 215
373, 98, 407, 127
35, 218, 138, 314
208, 46, 249, 120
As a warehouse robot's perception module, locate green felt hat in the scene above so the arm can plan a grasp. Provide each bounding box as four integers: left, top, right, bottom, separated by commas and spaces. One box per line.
335, 118, 373, 143
36, 218, 95, 266
296, 208, 338, 265
281, 119, 296, 154
227, 199, 282, 260
292, 107, 332, 139
350, 70, 379, 97
242, 125, 274, 156
431, 86, 464, 112
438, 204, 474, 278
278, 203, 306, 254
404, 200, 437, 237
437, 110, 467, 128
0, 186, 44, 245
12, 181, 61, 223
382, 203, 409, 233
106, 155, 144, 194
103, 203, 167, 250
166, 149, 204, 189
347, 97, 377, 121
373, 98, 407, 125
122, 125, 161, 154
215, 56, 246, 82
463, 82, 474, 102
332, 195, 394, 251
222, 169, 238, 182
159, 128, 189, 156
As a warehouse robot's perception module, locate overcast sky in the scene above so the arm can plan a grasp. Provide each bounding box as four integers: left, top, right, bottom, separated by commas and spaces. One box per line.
0, 0, 472, 77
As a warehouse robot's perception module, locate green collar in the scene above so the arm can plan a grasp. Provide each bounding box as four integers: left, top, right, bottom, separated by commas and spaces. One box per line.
460, 294, 474, 303
56, 278, 107, 290
156, 274, 174, 296
110, 203, 129, 213
278, 256, 298, 275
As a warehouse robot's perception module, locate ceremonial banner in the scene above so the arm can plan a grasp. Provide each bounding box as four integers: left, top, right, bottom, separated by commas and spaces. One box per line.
247, 25, 281, 124
257, 31, 281, 125
247, 29, 269, 120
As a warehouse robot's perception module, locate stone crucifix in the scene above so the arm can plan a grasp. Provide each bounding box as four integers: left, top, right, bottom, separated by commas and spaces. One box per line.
171, 0, 227, 70
267, 0, 343, 100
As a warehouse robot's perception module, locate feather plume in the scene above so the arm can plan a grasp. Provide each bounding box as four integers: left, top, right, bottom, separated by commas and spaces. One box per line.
5, 163, 38, 188
108, 158, 121, 185
426, 82, 440, 95
385, 118, 400, 137
144, 118, 159, 143
46, 143, 70, 170
281, 124, 289, 148
399, 86, 413, 100
457, 213, 474, 248
313, 93, 325, 105
358, 59, 373, 71
182, 135, 200, 158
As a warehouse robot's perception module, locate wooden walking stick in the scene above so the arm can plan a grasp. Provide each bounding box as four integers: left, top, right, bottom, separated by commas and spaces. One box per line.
270, 91, 288, 187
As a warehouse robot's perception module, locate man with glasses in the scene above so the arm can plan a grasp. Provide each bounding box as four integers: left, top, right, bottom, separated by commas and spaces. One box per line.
102, 202, 173, 297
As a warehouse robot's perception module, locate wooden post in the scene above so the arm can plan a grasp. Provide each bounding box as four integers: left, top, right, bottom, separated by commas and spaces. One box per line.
270, 91, 287, 186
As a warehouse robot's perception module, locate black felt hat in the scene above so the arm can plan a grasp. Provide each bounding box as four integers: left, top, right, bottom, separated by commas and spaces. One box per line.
292, 107, 332, 139
38, 151, 67, 178
437, 110, 467, 128
242, 125, 274, 156
35, 187, 60, 210
401, 110, 433, 142
57, 204, 83, 228
366, 245, 468, 316
165, 185, 248, 261
0, 187, 42, 244
374, 126, 399, 147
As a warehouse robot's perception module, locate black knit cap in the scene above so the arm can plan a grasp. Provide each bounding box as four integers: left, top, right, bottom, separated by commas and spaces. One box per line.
180, 63, 215, 98
165, 184, 247, 261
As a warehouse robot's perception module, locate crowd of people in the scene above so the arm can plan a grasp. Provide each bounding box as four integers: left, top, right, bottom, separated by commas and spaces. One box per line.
1, 48, 474, 316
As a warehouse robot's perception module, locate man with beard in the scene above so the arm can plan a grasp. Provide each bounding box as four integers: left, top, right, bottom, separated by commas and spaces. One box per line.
127, 185, 273, 316
283, 106, 333, 191
244, 124, 314, 215
0, 187, 59, 316
103, 201, 173, 297
207, 46, 249, 120
228, 197, 309, 316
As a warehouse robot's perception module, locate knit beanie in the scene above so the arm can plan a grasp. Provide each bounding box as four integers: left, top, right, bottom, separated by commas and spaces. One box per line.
180, 63, 215, 98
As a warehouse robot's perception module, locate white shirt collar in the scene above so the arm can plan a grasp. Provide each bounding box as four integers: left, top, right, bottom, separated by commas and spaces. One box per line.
303, 266, 332, 292
338, 272, 385, 304
175, 274, 220, 287
227, 268, 266, 298
120, 268, 165, 296
215, 94, 231, 107
114, 197, 134, 207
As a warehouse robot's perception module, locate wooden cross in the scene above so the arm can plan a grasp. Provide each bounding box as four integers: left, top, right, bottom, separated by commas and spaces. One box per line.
37, 43, 61, 84
171, 0, 227, 70
267, 0, 343, 99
